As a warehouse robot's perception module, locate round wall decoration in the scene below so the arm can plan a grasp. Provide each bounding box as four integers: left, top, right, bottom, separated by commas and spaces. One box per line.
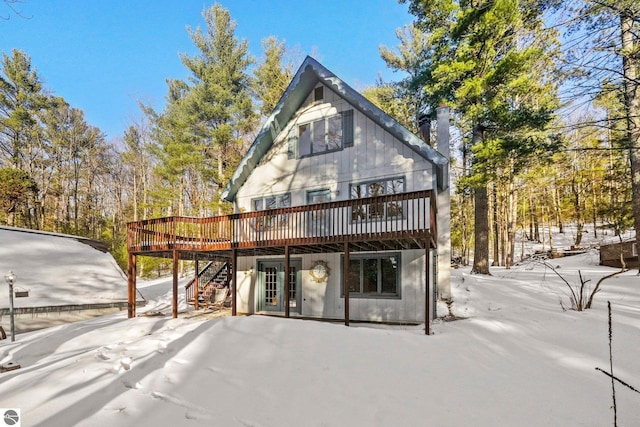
309, 260, 330, 283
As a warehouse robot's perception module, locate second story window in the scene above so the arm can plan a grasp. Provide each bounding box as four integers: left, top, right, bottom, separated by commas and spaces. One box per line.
293, 110, 354, 158
252, 193, 291, 230
350, 177, 405, 221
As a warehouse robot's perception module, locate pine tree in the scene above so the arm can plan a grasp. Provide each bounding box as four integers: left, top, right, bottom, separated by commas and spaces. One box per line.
0, 49, 49, 169
393, 0, 561, 272
253, 36, 293, 119
145, 4, 255, 216
362, 79, 417, 133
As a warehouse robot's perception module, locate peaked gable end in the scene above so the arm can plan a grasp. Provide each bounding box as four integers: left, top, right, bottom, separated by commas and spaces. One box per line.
222, 56, 448, 202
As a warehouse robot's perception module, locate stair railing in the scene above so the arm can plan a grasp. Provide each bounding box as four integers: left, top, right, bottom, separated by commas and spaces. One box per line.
185, 261, 231, 309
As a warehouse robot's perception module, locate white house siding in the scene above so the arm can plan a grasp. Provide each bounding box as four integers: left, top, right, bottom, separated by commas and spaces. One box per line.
233, 84, 436, 211
232, 84, 435, 323
234, 250, 429, 323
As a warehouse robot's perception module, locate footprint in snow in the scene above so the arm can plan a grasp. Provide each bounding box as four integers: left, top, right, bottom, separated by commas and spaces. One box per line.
95, 351, 110, 361
122, 380, 142, 389
120, 357, 132, 370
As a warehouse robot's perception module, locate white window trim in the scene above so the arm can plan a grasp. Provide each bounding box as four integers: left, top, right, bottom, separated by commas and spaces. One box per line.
341, 252, 401, 299
251, 192, 291, 231
349, 177, 406, 222
296, 110, 353, 158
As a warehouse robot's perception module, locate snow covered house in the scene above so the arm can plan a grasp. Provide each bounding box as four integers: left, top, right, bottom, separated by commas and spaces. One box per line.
126, 57, 451, 332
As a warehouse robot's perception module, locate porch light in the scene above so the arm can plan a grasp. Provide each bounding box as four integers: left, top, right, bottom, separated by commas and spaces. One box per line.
4, 271, 16, 342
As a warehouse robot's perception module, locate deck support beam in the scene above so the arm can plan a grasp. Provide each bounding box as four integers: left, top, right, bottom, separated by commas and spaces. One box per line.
231, 249, 237, 316
172, 249, 178, 318
127, 253, 136, 318
284, 245, 290, 318
194, 259, 200, 311
344, 242, 350, 326
425, 243, 431, 335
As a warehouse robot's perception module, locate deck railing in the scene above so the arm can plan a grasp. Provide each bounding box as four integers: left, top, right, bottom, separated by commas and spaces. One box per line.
127, 190, 436, 253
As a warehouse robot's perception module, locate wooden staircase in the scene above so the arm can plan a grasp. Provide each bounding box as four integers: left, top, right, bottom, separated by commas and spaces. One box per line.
186, 261, 232, 309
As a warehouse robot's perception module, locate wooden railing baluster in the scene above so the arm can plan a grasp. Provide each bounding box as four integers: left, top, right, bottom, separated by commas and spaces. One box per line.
127, 190, 437, 254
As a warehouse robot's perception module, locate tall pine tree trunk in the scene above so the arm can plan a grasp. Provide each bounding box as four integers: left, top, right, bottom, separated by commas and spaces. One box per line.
491, 182, 500, 266
591, 180, 598, 238
506, 185, 517, 268
621, 10, 640, 270
472, 184, 490, 274
572, 176, 584, 247
471, 124, 490, 274
553, 184, 563, 233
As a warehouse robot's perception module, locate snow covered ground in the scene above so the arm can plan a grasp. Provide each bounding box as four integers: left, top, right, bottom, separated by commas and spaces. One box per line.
0, 242, 639, 426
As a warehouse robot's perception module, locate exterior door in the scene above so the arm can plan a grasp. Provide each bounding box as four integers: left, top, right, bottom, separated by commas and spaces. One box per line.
257, 259, 302, 312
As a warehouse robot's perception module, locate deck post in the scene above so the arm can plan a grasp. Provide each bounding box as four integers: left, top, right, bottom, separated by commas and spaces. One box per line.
425, 243, 431, 335
231, 249, 237, 316
172, 249, 178, 319
284, 245, 290, 318
194, 259, 199, 311
127, 252, 136, 318
344, 242, 350, 326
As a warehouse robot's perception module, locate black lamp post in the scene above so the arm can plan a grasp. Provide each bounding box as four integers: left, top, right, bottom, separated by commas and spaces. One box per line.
4, 271, 16, 342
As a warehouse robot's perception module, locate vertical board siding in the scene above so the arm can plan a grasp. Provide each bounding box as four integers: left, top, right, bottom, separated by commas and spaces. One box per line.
237, 250, 426, 323
235, 84, 434, 211
227, 84, 434, 323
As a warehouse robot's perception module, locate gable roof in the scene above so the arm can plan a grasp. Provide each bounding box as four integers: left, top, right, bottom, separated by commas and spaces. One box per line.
222, 56, 449, 202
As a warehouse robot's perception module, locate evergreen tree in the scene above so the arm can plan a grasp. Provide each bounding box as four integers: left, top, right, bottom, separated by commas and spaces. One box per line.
145, 3, 255, 215
0, 49, 50, 169
392, 0, 561, 272
362, 79, 417, 132
253, 36, 293, 119
0, 167, 36, 226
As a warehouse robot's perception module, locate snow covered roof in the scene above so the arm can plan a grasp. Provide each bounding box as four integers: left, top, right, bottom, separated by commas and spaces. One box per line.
222, 56, 449, 202
0, 226, 127, 308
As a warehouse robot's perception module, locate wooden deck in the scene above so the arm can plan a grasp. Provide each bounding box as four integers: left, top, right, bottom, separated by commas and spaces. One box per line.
126, 190, 437, 331
127, 190, 437, 259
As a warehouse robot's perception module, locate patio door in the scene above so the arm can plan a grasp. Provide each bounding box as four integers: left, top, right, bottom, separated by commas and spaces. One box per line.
257, 259, 301, 312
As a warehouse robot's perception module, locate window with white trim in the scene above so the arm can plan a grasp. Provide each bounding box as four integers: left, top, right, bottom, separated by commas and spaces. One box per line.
252, 193, 291, 230
342, 253, 400, 298
350, 177, 405, 220
293, 110, 354, 158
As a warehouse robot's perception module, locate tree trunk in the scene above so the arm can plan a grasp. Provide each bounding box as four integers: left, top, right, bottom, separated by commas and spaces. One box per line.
533, 195, 540, 242
554, 184, 563, 233
491, 182, 500, 266
591, 178, 598, 238
461, 198, 469, 265
472, 183, 490, 274
506, 183, 517, 268
528, 190, 534, 240
218, 150, 224, 215
572, 176, 583, 247
620, 10, 640, 271
471, 123, 490, 275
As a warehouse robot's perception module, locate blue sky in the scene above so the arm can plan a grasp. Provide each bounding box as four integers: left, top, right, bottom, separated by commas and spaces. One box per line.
3, 1, 413, 140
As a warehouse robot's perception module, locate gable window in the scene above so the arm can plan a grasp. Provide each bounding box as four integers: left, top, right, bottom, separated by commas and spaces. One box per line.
350, 177, 405, 220
314, 86, 324, 102
294, 110, 354, 158
342, 253, 400, 298
252, 193, 291, 230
